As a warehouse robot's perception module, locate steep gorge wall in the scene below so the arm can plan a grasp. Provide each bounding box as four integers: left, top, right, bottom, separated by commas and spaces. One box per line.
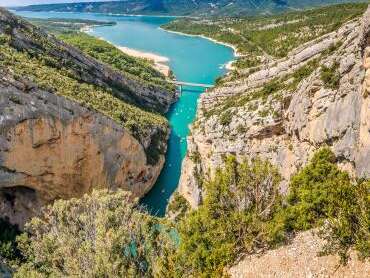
0, 72, 165, 228
179, 6, 370, 207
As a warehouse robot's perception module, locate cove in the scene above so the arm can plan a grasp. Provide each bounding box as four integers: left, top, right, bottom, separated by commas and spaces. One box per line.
14, 11, 235, 215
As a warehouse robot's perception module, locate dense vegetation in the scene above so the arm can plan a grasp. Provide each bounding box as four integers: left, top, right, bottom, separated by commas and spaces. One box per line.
2, 149, 369, 276
58, 32, 175, 92
14, 190, 177, 277
164, 148, 369, 277
163, 3, 367, 69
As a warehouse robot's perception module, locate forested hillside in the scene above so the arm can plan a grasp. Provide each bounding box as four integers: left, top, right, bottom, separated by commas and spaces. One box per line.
163, 3, 368, 73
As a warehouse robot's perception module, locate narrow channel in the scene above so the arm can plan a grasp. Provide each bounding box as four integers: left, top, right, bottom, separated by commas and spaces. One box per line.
14, 11, 235, 215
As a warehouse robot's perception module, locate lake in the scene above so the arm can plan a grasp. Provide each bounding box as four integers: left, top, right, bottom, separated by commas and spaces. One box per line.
14, 11, 235, 215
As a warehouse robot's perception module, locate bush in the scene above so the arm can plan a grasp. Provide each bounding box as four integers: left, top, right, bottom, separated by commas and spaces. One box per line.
274, 148, 370, 263
15, 190, 175, 277
219, 110, 233, 125
11, 150, 369, 276
319, 180, 370, 264
167, 192, 190, 221
320, 62, 341, 90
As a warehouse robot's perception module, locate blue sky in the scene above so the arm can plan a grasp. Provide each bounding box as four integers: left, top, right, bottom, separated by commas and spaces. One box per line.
0, 0, 117, 7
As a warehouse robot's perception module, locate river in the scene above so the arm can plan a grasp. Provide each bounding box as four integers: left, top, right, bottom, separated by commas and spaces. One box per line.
14, 11, 235, 215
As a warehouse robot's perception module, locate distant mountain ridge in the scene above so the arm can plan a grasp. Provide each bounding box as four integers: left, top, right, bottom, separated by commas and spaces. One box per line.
13, 0, 368, 16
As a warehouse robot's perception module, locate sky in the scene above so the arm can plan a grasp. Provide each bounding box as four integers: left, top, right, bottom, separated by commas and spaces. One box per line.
0, 0, 117, 7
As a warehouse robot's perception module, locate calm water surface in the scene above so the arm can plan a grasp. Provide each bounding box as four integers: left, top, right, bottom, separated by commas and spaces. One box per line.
15, 11, 235, 215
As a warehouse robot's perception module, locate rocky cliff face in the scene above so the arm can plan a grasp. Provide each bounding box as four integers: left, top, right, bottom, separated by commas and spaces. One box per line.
0, 9, 175, 228
179, 6, 370, 207
0, 71, 165, 228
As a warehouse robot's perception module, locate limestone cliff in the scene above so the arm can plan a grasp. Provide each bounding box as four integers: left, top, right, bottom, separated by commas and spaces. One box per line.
0, 9, 176, 227
179, 6, 370, 207
0, 73, 166, 227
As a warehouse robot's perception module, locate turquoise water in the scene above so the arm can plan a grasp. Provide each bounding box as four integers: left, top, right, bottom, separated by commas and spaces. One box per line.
14, 11, 235, 215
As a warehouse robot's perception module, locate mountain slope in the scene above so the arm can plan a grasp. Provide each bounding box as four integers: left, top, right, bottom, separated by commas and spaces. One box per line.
13, 0, 368, 16
176, 3, 370, 207
0, 8, 176, 227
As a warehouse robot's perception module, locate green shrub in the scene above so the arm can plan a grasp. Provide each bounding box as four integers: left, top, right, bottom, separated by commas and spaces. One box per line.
219, 110, 233, 126
319, 180, 370, 264
320, 62, 341, 90
165, 149, 369, 276
274, 148, 369, 263
15, 190, 175, 277
167, 192, 190, 221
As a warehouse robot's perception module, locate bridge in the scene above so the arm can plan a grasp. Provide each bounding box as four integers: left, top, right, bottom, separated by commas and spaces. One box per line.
169, 80, 214, 94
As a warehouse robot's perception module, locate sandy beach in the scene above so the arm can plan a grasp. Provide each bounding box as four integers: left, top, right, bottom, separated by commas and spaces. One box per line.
117, 46, 171, 77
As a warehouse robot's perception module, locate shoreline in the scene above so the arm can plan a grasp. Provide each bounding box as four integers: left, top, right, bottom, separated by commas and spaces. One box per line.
159, 27, 241, 57
160, 27, 239, 71
83, 22, 236, 76
82, 27, 171, 77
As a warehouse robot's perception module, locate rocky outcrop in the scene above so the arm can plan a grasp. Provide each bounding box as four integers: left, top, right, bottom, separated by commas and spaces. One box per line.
229, 231, 369, 278
0, 9, 176, 228
0, 72, 165, 228
179, 5, 370, 207
0, 8, 176, 113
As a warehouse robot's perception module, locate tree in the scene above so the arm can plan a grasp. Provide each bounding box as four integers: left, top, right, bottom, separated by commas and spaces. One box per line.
170, 156, 282, 277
